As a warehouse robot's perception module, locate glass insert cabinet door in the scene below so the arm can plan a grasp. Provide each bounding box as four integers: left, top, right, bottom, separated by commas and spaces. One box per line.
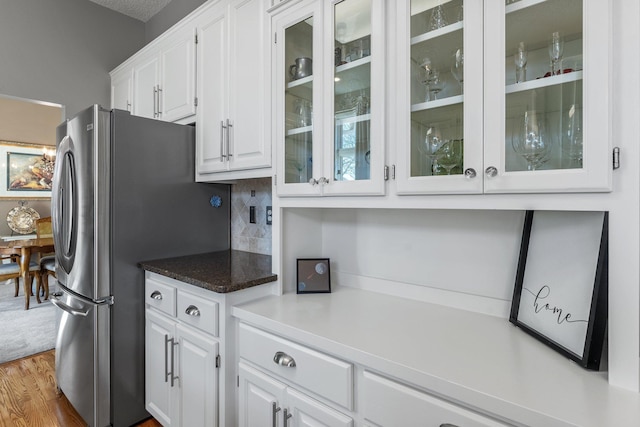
275, 0, 385, 197
395, 0, 484, 195
483, 0, 611, 193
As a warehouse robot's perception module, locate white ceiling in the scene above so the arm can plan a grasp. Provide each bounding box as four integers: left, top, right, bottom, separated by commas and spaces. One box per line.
88, 0, 172, 22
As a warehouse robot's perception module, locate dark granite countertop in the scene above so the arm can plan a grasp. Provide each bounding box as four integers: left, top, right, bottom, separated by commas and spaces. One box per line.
140, 250, 277, 293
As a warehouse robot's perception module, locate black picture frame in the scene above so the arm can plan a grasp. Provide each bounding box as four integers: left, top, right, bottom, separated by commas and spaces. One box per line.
296, 258, 331, 294
510, 210, 608, 370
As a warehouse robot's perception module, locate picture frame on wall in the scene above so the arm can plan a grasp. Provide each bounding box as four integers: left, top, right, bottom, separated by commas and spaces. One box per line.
0, 141, 54, 199
510, 210, 608, 370
297, 258, 331, 294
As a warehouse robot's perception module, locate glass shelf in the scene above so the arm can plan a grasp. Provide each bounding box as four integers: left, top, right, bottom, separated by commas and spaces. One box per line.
412, 95, 463, 113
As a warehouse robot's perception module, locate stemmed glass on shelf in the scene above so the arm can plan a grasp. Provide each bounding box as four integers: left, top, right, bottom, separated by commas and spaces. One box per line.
514, 42, 527, 83
450, 48, 464, 93
548, 31, 564, 76
437, 140, 463, 175
511, 110, 551, 171
562, 104, 583, 168
424, 124, 446, 175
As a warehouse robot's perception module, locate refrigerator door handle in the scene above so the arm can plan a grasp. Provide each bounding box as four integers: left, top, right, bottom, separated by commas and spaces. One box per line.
50, 292, 90, 317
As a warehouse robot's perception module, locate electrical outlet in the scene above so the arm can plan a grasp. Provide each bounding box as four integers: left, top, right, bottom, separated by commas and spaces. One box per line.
249, 206, 256, 223
266, 206, 272, 225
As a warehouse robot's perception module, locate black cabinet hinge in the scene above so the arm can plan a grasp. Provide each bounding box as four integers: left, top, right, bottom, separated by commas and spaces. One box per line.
215, 354, 221, 368
613, 147, 620, 170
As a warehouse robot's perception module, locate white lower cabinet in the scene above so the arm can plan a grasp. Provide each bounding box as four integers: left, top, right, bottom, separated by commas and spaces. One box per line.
145, 277, 219, 427
238, 323, 354, 427
362, 371, 509, 427
239, 362, 353, 427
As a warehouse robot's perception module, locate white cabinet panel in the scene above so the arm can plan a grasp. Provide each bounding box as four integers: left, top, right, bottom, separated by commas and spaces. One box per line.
196, 0, 271, 179
111, 67, 133, 112
177, 324, 218, 427
160, 28, 197, 122
134, 55, 160, 119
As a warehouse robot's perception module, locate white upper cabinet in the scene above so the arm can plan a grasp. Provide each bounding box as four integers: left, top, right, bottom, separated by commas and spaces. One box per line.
134, 26, 197, 122
395, 0, 612, 195
274, 0, 386, 197
111, 66, 133, 112
111, 22, 197, 123
195, 0, 272, 179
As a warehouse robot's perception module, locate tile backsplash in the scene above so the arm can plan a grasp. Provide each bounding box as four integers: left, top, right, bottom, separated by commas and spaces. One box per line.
231, 178, 272, 255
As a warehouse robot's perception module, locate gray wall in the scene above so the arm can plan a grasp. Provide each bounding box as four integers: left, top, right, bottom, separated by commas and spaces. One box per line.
145, 0, 208, 42
0, 0, 146, 118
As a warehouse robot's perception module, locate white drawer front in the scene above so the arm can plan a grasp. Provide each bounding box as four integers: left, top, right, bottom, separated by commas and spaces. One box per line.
177, 290, 219, 337
363, 371, 509, 427
145, 278, 176, 317
239, 323, 353, 410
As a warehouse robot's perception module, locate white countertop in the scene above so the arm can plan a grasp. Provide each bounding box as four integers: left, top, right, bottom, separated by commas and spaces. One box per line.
232, 286, 640, 427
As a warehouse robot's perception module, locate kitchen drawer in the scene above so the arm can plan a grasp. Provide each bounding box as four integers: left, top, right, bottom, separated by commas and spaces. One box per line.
145, 278, 176, 317
363, 371, 509, 427
177, 289, 219, 337
238, 323, 353, 410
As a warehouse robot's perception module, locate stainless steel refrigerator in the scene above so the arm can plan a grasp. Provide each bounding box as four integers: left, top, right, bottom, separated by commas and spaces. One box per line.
50, 105, 230, 427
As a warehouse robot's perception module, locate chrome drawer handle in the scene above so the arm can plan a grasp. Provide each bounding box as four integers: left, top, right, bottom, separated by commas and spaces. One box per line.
273, 351, 296, 367
185, 305, 201, 316
150, 290, 163, 300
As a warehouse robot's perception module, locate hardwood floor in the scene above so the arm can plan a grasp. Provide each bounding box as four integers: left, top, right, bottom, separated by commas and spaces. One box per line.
0, 350, 162, 427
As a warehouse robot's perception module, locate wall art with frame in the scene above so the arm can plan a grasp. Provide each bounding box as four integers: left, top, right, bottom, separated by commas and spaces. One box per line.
0, 141, 54, 199
297, 258, 331, 294
510, 210, 608, 370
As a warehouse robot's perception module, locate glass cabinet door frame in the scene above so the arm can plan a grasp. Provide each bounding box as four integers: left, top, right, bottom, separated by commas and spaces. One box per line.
274, 0, 325, 196
274, 0, 386, 197
484, 0, 611, 193
321, 0, 386, 196
395, 0, 485, 195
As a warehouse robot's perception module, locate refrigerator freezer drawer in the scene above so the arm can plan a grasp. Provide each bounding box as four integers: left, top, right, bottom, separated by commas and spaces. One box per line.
53, 286, 110, 427
145, 277, 177, 317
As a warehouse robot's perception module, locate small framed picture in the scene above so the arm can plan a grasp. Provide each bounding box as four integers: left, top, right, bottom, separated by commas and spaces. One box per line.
510, 210, 608, 370
297, 258, 331, 294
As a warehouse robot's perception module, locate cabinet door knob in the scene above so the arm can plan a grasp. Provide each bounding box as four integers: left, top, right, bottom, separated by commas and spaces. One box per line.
485, 166, 498, 177
150, 290, 163, 300
464, 168, 476, 178
185, 305, 201, 316
273, 351, 296, 367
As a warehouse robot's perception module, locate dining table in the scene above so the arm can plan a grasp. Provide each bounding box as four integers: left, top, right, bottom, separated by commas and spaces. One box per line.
0, 237, 54, 310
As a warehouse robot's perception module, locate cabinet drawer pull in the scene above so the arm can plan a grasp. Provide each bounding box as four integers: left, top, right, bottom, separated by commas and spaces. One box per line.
273, 351, 296, 367
150, 290, 163, 300
185, 305, 201, 317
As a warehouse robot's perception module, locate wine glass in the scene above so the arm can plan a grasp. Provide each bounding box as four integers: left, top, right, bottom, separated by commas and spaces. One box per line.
562, 104, 583, 168
428, 2, 448, 31
418, 57, 433, 102
450, 48, 464, 93
512, 110, 551, 171
437, 139, 463, 175
514, 41, 527, 83
548, 31, 564, 76
424, 125, 445, 174
428, 69, 444, 100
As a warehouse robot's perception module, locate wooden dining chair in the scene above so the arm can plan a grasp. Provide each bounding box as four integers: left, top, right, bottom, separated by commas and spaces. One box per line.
2, 257, 42, 301
35, 216, 55, 301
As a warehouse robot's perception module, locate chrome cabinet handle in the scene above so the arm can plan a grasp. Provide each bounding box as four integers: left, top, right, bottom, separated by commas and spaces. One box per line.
157, 86, 162, 115
164, 334, 170, 383
485, 166, 498, 177
308, 177, 329, 186
272, 402, 281, 427
283, 408, 292, 426
464, 168, 476, 178
226, 119, 233, 158
220, 121, 227, 160
170, 337, 179, 387
273, 351, 296, 367
153, 86, 158, 118
150, 290, 163, 300
185, 305, 201, 317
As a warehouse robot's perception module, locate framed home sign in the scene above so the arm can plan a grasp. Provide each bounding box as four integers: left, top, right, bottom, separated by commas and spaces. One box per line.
510, 210, 608, 370
297, 258, 331, 294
